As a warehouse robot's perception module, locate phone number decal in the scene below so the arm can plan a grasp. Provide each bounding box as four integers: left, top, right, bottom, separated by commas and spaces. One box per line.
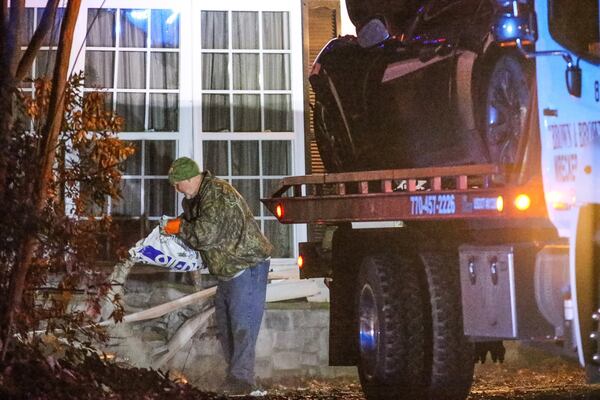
410, 194, 456, 216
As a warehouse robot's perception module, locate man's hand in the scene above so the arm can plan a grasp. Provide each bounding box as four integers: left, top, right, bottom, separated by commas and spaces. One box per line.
163, 218, 181, 235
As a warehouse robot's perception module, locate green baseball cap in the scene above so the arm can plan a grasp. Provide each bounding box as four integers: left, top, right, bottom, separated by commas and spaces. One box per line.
168, 157, 201, 184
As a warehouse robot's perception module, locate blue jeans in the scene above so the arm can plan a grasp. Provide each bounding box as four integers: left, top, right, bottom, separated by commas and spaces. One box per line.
215, 259, 269, 385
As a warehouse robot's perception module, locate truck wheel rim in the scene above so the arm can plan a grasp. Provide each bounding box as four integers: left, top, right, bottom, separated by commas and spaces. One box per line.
359, 284, 379, 379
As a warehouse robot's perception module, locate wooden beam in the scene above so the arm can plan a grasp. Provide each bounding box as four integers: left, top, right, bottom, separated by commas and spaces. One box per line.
98, 286, 216, 327
152, 307, 214, 369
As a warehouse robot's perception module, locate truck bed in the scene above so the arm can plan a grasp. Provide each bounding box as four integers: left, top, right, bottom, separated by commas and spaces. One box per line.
261, 164, 546, 224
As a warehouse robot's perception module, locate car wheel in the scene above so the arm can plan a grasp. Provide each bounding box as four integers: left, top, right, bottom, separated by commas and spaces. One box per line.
357, 254, 427, 400
483, 54, 531, 165
345, 0, 420, 35
313, 75, 357, 172
346, 0, 371, 28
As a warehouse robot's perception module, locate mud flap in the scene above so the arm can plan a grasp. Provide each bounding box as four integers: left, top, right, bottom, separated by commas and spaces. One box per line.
571, 205, 600, 380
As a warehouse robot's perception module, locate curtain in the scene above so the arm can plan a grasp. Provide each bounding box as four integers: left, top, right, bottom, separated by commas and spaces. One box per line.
201, 11, 228, 49
232, 11, 258, 49
202, 53, 228, 90
263, 12, 290, 49
121, 9, 147, 47
203, 141, 229, 175
233, 95, 260, 132
233, 54, 259, 90
149, 94, 178, 131
232, 141, 259, 175
84, 51, 114, 88
87, 8, 115, 47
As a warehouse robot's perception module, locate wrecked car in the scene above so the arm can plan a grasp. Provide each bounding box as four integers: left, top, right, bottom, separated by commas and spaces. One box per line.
309, 0, 535, 172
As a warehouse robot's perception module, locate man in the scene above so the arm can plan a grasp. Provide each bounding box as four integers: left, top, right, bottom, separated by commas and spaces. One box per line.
163, 156, 273, 395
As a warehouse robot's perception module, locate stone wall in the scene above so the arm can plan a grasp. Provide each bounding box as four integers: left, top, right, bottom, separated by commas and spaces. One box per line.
102, 268, 356, 390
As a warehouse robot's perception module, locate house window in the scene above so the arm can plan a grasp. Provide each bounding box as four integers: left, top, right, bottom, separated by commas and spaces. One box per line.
200, 10, 292, 133
19, 7, 65, 87
84, 7, 181, 249
22, 1, 305, 261
198, 9, 296, 259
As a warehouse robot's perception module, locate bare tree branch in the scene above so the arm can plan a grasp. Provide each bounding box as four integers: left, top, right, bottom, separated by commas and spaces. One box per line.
0, 0, 9, 56
5, 0, 24, 76
15, 0, 60, 81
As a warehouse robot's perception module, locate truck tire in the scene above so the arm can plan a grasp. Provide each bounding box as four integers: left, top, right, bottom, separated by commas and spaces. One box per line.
421, 252, 474, 400
356, 254, 427, 400
482, 54, 531, 165
575, 205, 600, 383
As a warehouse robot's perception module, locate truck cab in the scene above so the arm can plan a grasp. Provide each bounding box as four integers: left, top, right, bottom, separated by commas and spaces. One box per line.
532, 0, 600, 377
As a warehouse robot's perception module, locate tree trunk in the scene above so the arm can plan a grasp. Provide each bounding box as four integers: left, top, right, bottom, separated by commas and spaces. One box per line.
0, 0, 60, 203
0, 0, 81, 360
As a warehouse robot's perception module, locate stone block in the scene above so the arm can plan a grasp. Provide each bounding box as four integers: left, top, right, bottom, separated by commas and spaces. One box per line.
264, 311, 292, 331
272, 351, 302, 370
255, 358, 273, 378
256, 329, 274, 356
273, 331, 301, 351
124, 292, 151, 308
286, 310, 304, 328
301, 328, 322, 352
298, 311, 326, 329
148, 287, 188, 306
192, 336, 222, 357
317, 329, 329, 362
300, 353, 319, 367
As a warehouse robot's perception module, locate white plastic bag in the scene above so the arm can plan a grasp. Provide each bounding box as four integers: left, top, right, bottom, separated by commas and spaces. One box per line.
129, 226, 203, 272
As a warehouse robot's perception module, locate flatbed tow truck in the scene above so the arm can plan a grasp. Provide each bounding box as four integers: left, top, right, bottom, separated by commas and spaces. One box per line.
262, 1, 600, 400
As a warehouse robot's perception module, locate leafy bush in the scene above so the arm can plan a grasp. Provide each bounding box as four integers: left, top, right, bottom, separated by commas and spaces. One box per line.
0, 73, 134, 355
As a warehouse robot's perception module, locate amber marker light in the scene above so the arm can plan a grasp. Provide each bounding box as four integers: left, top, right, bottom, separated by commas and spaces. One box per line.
514, 194, 531, 211
547, 190, 570, 210
496, 196, 504, 212
275, 204, 284, 219
297, 255, 304, 269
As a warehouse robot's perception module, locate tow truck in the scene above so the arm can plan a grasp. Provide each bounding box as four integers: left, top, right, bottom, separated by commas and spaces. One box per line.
262, 1, 600, 400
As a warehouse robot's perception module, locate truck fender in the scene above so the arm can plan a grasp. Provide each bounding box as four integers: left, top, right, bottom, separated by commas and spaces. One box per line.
454, 50, 478, 131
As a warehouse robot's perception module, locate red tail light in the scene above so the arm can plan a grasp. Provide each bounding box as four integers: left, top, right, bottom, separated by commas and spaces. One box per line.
275, 204, 284, 219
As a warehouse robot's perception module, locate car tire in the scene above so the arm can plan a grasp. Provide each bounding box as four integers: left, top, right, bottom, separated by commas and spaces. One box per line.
482, 54, 532, 165
346, 0, 371, 28
421, 252, 475, 400
313, 74, 357, 172
345, 0, 420, 35
356, 254, 427, 400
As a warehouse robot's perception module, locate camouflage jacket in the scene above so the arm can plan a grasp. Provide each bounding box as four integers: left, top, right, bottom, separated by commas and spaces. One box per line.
178, 171, 273, 278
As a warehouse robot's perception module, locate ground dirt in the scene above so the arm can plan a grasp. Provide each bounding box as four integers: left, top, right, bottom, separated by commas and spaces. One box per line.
3, 342, 600, 399
260, 343, 600, 400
